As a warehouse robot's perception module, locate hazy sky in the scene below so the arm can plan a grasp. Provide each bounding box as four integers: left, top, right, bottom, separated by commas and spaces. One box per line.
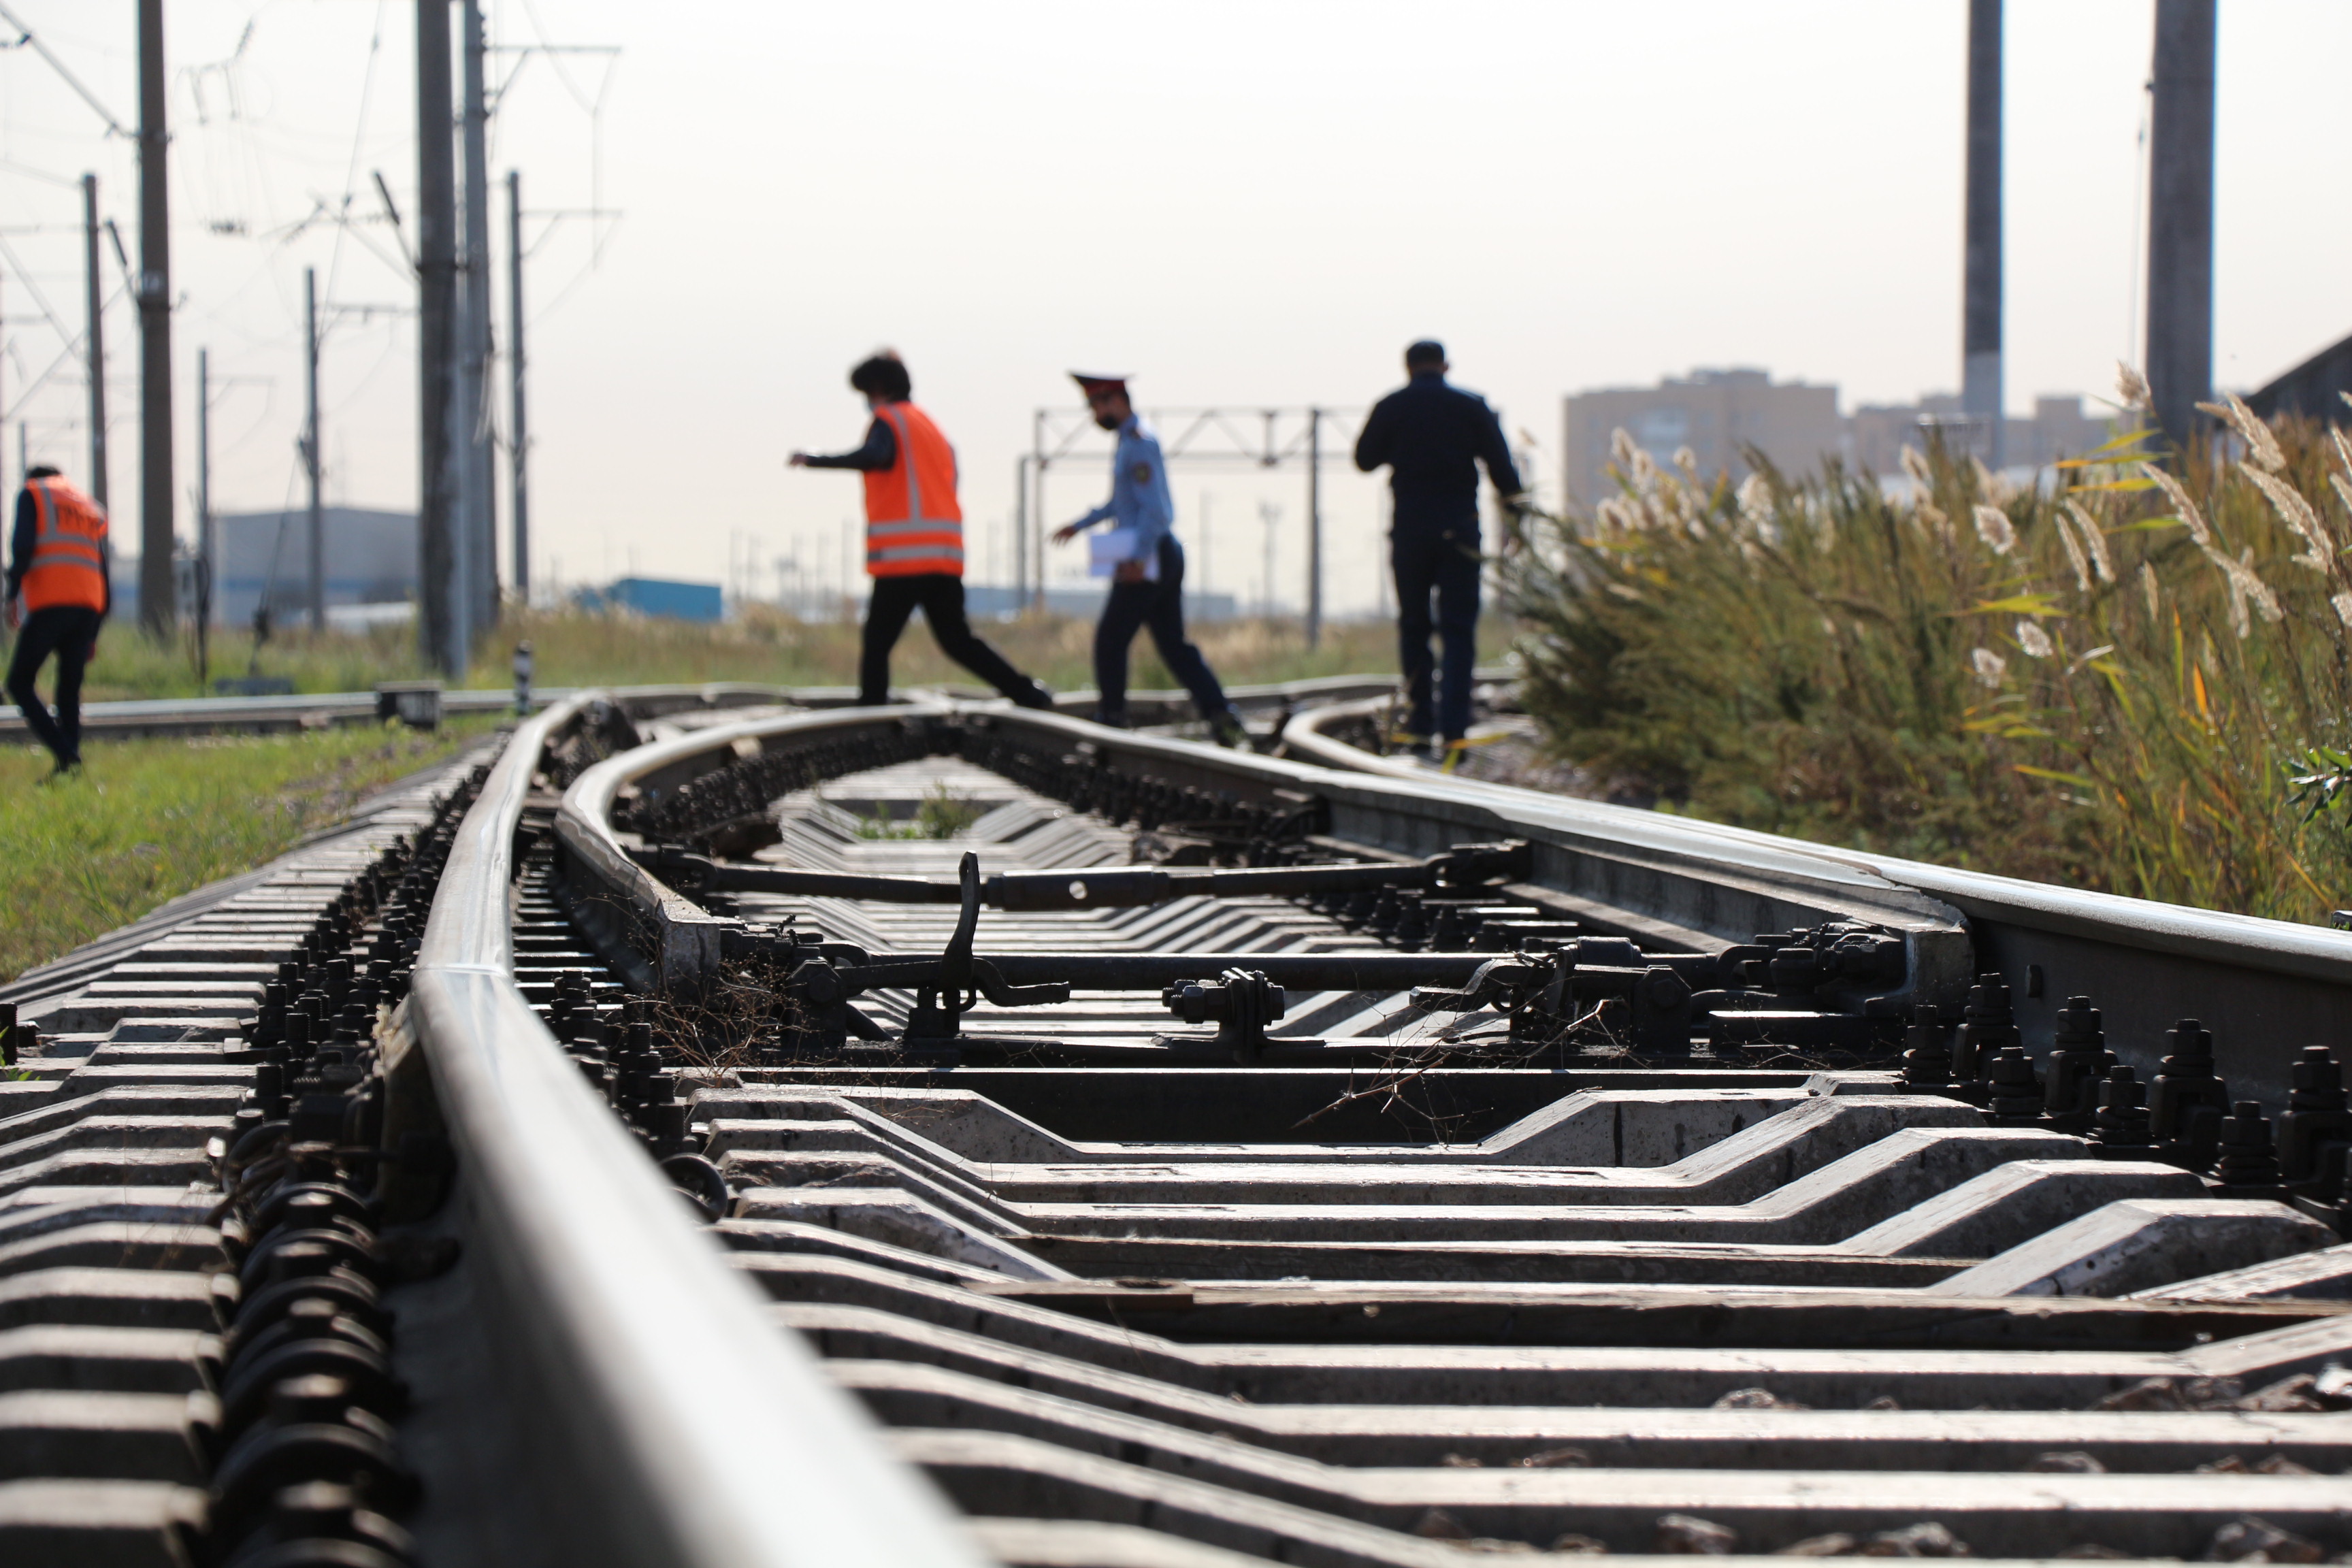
3, 1, 2347, 619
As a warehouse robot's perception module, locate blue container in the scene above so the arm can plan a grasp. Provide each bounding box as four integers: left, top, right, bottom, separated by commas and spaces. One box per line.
578, 576, 724, 623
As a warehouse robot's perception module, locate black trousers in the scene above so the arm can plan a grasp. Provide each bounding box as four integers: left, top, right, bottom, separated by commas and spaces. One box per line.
859, 573, 1051, 709
1094, 536, 1230, 727
1392, 526, 1482, 741
6, 605, 100, 768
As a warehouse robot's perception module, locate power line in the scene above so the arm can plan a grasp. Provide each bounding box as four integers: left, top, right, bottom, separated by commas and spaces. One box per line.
0, 1, 129, 136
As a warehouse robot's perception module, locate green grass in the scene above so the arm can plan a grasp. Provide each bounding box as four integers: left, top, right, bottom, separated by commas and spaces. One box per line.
0, 717, 500, 983
67, 606, 1422, 702
1501, 395, 2352, 924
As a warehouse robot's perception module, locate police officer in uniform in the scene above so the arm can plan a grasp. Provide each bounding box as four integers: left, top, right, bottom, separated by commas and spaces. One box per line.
1053, 374, 1246, 745
5, 464, 110, 779
1354, 340, 1523, 760
792, 353, 1054, 710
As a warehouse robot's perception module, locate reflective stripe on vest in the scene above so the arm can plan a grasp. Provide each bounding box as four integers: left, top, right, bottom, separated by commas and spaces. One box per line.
21, 478, 108, 612
861, 402, 964, 578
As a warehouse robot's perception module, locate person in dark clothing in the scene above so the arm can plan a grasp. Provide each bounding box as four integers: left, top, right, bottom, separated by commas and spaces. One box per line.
1353, 340, 1524, 755
791, 353, 1054, 711
5, 464, 110, 779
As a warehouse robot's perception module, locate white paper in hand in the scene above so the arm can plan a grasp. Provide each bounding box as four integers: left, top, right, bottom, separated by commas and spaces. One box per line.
1087, 528, 1159, 581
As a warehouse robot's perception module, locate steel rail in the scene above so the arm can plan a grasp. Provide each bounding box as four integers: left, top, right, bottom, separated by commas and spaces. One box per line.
0, 679, 835, 740
0, 666, 1405, 742
407, 690, 987, 1568
1284, 694, 2352, 1105
558, 702, 1970, 998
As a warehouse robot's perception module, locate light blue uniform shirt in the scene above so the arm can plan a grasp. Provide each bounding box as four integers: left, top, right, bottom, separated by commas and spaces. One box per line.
1071, 414, 1175, 560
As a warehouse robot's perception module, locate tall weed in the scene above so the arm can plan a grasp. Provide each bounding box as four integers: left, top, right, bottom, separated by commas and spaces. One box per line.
1501, 380, 2352, 922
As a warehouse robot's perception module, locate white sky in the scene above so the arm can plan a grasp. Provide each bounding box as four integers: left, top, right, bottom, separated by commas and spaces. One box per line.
1, 1, 2347, 619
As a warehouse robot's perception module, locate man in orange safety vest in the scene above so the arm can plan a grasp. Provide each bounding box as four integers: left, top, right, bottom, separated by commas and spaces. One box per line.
791, 351, 1053, 710
5, 465, 110, 779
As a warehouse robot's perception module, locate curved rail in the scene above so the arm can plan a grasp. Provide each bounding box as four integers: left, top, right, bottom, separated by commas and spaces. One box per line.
560, 699, 1973, 1004
1284, 694, 2352, 1104
408, 691, 985, 1567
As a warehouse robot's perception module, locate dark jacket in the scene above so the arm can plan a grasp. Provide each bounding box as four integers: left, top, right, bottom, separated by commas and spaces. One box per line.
800, 416, 897, 472
1353, 372, 1523, 533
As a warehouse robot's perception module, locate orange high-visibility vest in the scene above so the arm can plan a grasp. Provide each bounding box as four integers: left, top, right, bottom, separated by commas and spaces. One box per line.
862, 402, 964, 578
20, 476, 108, 612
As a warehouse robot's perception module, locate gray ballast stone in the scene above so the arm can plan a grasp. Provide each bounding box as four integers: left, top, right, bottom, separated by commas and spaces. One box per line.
1929, 1200, 2339, 1298
2132, 1241, 2352, 1303
0, 1478, 206, 1567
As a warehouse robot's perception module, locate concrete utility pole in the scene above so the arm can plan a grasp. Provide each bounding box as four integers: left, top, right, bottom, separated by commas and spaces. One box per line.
304, 267, 325, 632
1030, 409, 1048, 615
1962, 0, 2003, 467
137, 0, 174, 636
80, 174, 105, 511
417, 0, 463, 675
195, 345, 210, 606
2145, 0, 2216, 449
507, 169, 529, 601
1304, 408, 1322, 651
1011, 455, 1027, 602
460, 0, 496, 630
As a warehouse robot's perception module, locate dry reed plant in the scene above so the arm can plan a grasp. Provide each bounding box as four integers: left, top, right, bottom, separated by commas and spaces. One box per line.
1501, 376, 2352, 923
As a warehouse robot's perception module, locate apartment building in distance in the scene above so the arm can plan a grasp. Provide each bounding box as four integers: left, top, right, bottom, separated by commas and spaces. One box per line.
1561, 370, 2117, 506
1845, 393, 2112, 478
1560, 368, 1838, 508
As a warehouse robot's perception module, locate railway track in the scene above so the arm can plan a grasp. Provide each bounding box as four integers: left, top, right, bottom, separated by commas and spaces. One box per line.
6, 676, 2352, 1565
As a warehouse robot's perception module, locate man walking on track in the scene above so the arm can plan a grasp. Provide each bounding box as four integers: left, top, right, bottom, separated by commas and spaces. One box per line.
1354, 340, 1524, 762
792, 351, 1055, 712
5, 464, 110, 780
1052, 372, 1247, 747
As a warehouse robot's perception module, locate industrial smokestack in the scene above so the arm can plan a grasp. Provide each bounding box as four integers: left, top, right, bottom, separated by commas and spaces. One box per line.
1961, 0, 2003, 468
2145, 0, 2216, 449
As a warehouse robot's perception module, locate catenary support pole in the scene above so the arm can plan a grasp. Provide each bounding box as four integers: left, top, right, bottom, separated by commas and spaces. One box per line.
2145, 0, 2215, 451
1962, 0, 2003, 467
417, 0, 462, 674
195, 345, 209, 608
304, 267, 325, 632
137, 0, 174, 636
82, 174, 105, 512
195, 345, 210, 678
1305, 407, 1322, 651
507, 169, 528, 601
1030, 410, 1047, 615
461, 0, 496, 628
1011, 454, 1026, 608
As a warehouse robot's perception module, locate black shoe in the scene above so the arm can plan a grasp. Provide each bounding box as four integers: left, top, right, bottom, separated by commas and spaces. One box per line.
39, 759, 82, 785
1013, 683, 1056, 712
1209, 710, 1252, 751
